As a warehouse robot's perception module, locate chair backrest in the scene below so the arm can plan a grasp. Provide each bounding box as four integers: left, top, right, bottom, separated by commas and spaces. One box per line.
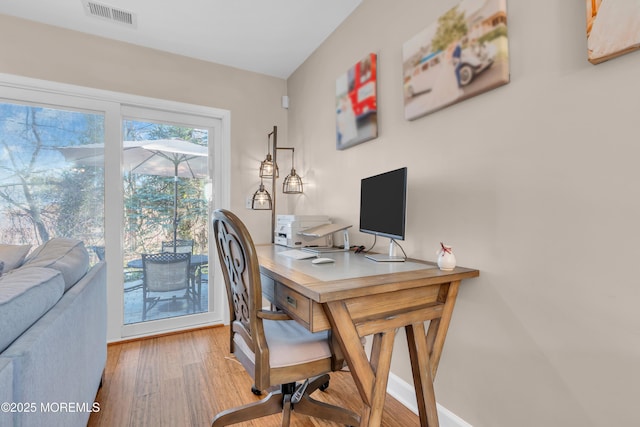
212, 209, 267, 372
161, 239, 194, 254
142, 252, 191, 292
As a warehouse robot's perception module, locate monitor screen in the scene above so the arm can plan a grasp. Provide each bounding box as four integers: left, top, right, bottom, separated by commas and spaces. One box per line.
359, 167, 407, 240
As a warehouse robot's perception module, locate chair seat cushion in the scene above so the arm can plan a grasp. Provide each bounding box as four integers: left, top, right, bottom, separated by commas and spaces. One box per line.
234, 320, 331, 369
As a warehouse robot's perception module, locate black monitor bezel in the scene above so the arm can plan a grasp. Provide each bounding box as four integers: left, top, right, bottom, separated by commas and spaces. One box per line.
359, 167, 407, 241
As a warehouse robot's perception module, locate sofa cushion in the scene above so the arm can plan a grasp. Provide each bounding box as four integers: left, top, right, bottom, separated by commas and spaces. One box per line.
0, 244, 32, 273
23, 238, 90, 291
0, 266, 65, 353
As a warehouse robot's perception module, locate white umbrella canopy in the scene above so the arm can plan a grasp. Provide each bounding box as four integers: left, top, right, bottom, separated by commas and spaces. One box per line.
58, 139, 209, 248
125, 139, 208, 178
58, 139, 208, 178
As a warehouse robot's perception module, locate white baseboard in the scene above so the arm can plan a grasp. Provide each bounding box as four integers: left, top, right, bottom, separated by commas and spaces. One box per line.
386, 372, 473, 427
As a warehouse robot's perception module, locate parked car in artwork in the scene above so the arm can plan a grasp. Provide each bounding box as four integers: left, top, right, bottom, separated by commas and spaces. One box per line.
404, 41, 497, 98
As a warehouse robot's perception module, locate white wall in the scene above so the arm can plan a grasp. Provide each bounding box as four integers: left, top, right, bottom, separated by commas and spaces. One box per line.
286, 0, 640, 426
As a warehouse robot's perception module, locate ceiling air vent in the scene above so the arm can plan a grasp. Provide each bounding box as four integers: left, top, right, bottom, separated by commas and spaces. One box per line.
82, 1, 137, 28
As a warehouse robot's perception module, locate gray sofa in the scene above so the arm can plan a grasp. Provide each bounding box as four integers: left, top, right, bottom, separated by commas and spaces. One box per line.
0, 238, 106, 427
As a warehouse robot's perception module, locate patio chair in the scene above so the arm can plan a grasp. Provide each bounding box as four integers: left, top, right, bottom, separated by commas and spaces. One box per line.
161, 239, 206, 310
211, 209, 360, 426
161, 239, 194, 254
141, 252, 192, 321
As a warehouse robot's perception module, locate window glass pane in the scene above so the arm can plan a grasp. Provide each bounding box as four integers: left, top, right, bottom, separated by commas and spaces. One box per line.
0, 102, 105, 263
122, 119, 209, 324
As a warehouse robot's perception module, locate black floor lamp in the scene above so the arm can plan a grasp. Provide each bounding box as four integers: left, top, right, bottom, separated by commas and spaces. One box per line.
251, 125, 303, 243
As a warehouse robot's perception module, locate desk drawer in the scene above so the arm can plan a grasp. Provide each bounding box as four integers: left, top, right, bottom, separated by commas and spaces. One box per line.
275, 282, 330, 332
261, 274, 276, 302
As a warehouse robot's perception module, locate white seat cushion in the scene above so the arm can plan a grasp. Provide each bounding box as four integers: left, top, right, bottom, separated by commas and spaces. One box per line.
234, 319, 331, 369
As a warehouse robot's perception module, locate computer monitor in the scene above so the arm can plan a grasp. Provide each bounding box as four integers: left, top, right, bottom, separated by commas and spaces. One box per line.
359, 167, 407, 262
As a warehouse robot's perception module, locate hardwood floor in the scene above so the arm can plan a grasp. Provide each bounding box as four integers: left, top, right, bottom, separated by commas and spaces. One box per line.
88, 325, 420, 426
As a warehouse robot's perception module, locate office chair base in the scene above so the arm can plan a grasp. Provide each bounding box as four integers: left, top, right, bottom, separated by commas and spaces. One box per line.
211, 374, 360, 427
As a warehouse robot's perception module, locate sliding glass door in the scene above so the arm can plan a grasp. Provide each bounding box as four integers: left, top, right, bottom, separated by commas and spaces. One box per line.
121, 117, 210, 325
119, 105, 222, 337
1, 77, 230, 340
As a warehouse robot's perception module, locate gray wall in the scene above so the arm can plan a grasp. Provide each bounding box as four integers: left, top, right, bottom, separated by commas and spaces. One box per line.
286, 0, 640, 426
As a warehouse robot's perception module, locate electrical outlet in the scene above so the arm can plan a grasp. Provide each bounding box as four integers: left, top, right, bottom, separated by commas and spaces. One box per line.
245, 196, 253, 209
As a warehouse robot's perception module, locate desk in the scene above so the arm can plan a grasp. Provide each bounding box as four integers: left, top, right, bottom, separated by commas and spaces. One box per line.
257, 244, 479, 427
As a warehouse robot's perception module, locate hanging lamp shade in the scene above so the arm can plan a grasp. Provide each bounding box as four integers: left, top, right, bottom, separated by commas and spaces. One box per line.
283, 168, 303, 194
259, 153, 279, 178
251, 181, 272, 210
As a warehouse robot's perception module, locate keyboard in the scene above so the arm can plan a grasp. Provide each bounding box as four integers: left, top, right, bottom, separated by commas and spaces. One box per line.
278, 249, 317, 260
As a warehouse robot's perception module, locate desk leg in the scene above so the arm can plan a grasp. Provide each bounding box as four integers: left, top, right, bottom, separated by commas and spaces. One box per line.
406, 322, 439, 427
407, 280, 461, 427
324, 301, 397, 427
325, 301, 374, 405
363, 330, 396, 427
426, 280, 460, 378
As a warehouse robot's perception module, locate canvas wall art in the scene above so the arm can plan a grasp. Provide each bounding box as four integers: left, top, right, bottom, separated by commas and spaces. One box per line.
336, 53, 378, 150
402, 0, 509, 120
586, 0, 640, 64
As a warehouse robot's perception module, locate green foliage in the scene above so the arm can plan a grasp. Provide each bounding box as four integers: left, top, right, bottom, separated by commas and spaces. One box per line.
431, 6, 468, 52
0, 104, 104, 245
122, 120, 209, 257
479, 26, 508, 43
0, 103, 208, 257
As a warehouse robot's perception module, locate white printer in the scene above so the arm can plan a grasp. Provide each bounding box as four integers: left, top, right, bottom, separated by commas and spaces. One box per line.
274, 215, 331, 248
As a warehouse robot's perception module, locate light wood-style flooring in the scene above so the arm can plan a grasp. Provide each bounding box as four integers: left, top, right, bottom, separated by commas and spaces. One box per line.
88, 325, 420, 426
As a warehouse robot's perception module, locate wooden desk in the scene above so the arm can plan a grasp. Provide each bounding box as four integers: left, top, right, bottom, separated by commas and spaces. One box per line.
256, 245, 479, 427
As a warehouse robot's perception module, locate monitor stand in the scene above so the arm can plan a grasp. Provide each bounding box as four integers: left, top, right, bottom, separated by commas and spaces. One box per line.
365, 239, 405, 262
302, 227, 351, 254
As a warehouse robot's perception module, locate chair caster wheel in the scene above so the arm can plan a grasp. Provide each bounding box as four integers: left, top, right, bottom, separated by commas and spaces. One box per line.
319, 381, 329, 391
251, 386, 262, 396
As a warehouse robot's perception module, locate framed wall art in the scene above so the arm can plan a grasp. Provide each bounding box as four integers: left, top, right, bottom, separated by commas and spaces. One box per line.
336, 53, 378, 150
402, 0, 509, 120
586, 0, 640, 64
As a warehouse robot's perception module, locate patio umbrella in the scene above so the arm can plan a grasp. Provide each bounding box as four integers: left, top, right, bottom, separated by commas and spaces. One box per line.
58, 139, 208, 249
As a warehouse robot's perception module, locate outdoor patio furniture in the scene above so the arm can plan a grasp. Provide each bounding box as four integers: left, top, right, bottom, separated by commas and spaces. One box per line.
141, 252, 192, 321
161, 239, 205, 310
161, 239, 194, 254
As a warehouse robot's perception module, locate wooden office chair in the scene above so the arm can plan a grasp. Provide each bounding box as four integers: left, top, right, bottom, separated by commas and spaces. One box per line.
212, 209, 360, 427
141, 252, 192, 321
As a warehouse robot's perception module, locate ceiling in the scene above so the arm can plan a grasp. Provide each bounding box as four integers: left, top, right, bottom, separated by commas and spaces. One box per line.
0, 0, 361, 79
